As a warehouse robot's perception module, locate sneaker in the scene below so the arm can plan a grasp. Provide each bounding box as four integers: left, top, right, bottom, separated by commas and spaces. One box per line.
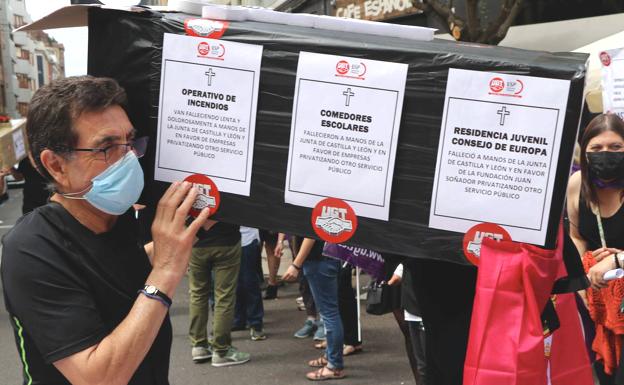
191, 346, 212, 363
294, 319, 316, 339
250, 327, 267, 341
211, 347, 251, 367
313, 321, 326, 341
264, 285, 278, 299
296, 296, 304, 305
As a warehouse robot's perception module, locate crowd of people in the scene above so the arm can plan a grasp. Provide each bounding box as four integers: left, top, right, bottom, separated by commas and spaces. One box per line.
6, 75, 624, 385
0, 76, 432, 385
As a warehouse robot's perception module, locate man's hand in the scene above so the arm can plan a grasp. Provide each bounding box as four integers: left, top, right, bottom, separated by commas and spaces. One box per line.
150, 182, 210, 295
387, 274, 402, 286
587, 253, 618, 290
283, 264, 300, 282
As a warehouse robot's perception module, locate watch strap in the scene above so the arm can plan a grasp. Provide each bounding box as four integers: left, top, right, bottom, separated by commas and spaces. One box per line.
139, 285, 172, 308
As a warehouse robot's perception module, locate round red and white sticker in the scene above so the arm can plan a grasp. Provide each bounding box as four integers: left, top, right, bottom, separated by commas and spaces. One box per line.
183, 174, 220, 218
462, 223, 511, 266
600, 51, 612, 67
311, 198, 358, 243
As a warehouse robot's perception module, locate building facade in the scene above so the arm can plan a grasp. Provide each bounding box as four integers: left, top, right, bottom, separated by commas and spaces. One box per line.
0, 0, 64, 118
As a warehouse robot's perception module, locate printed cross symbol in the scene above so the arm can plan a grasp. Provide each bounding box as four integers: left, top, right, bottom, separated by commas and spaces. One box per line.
497, 106, 510, 126
343, 88, 355, 107
205, 68, 216, 87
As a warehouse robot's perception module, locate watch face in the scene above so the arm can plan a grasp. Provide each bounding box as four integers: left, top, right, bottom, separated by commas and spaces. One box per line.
145, 286, 157, 294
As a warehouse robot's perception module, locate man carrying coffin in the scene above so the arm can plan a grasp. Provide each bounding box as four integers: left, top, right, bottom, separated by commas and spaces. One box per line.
1, 76, 210, 385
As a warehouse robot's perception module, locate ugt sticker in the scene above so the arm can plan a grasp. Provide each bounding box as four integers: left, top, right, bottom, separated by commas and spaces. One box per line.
463, 223, 511, 266
600, 51, 612, 67
311, 198, 358, 243
184, 19, 229, 39
183, 174, 221, 218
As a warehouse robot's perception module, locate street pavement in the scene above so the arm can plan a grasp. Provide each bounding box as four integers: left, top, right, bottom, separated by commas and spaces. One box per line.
0, 187, 415, 385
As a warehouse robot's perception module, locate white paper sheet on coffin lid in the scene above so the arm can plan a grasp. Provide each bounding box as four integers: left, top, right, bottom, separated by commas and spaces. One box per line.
201, 4, 249, 21
202, 5, 436, 41
13, 4, 169, 33
17, 2, 435, 43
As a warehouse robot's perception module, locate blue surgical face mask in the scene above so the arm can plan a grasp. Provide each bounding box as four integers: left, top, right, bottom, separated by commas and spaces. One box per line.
62, 151, 144, 215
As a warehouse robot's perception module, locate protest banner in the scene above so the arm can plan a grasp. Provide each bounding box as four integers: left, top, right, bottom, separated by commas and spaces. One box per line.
155, 33, 262, 196
429, 69, 571, 245
85, 7, 586, 262
323, 242, 385, 280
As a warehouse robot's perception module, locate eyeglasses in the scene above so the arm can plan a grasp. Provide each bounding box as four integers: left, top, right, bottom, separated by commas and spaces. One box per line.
72, 136, 149, 164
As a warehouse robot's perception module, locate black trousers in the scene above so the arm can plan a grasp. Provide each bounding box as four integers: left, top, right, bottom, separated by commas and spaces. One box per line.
409, 320, 427, 384
338, 264, 361, 346
409, 259, 477, 385
299, 274, 317, 317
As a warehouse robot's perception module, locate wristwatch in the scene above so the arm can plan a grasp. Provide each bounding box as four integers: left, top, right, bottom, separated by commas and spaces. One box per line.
139, 285, 172, 308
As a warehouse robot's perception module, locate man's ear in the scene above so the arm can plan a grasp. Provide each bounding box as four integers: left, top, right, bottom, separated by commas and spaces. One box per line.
39, 149, 67, 187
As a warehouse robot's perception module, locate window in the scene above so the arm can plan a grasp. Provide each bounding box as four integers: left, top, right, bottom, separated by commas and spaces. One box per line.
16, 73, 29, 89
13, 15, 25, 28
36, 55, 44, 87
17, 102, 28, 117
15, 46, 30, 61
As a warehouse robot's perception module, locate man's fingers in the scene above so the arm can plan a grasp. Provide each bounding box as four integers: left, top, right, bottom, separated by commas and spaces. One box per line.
174, 185, 198, 225
155, 181, 180, 222
186, 207, 211, 237
162, 182, 192, 221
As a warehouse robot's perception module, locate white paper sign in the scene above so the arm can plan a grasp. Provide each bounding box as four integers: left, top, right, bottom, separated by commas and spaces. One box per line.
285, 52, 408, 220
600, 47, 624, 119
155, 33, 263, 196
429, 68, 571, 245
12, 129, 25, 160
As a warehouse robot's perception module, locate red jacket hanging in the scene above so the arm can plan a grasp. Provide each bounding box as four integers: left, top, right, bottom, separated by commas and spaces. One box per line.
464, 226, 592, 385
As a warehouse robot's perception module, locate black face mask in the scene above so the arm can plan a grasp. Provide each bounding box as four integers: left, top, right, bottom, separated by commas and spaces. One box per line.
587, 151, 624, 181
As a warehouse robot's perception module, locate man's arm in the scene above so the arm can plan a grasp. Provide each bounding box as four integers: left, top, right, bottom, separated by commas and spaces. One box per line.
53, 181, 210, 385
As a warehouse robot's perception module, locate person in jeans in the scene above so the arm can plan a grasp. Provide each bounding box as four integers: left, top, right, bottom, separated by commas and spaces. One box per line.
294, 275, 325, 341
284, 238, 345, 381
233, 226, 266, 341
188, 221, 250, 367
287, 235, 326, 341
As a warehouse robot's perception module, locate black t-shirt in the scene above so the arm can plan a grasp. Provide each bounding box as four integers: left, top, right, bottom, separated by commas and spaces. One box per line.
1, 202, 172, 385
578, 194, 624, 251
194, 222, 240, 248
307, 240, 325, 261
16, 158, 49, 214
